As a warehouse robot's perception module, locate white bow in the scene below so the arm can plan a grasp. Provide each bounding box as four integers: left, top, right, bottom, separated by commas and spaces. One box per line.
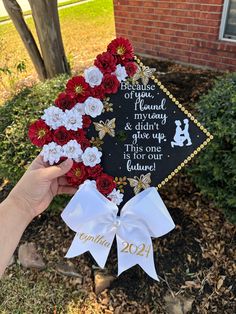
61, 180, 175, 280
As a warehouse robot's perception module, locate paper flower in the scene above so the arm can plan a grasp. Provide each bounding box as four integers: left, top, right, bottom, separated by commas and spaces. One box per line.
28, 119, 52, 147
62, 139, 83, 161
102, 74, 120, 94
53, 126, 72, 146
41, 142, 62, 165
82, 147, 102, 167
90, 85, 106, 100
70, 129, 86, 142
82, 115, 92, 129
84, 97, 103, 118
66, 162, 88, 187
84, 66, 103, 88
42, 106, 64, 130
74, 103, 86, 116
66, 76, 90, 103
87, 164, 103, 179
64, 108, 83, 131
79, 137, 91, 151
107, 37, 134, 65
96, 173, 116, 195
54, 92, 77, 111
94, 51, 117, 74
108, 188, 124, 205
114, 64, 128, 82
125, 61, 138, 77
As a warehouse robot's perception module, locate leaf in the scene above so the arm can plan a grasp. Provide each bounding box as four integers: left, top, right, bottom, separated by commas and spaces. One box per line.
217, 276, 225, 290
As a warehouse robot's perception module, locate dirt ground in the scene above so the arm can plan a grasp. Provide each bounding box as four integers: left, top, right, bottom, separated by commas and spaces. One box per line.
1, 59, 235, 313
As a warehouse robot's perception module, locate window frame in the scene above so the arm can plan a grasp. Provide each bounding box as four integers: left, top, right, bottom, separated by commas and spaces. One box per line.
219, 0, 236, 43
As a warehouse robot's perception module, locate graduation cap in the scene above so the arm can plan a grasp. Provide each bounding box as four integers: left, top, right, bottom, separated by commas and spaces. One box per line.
89, 57, 213, 204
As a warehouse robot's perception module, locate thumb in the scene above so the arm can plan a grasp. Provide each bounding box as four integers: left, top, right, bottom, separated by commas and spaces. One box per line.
43, 159, 73, 180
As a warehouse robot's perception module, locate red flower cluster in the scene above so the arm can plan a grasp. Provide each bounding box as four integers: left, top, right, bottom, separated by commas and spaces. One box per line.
61, 37, 137, 107
95, 52, 117, 74
107, 37, 134, 65
28, 119, 52, 147
96, 173, 116, 195
102, 74, 120, 94
28, 37, 136, 198
55, 92, 77, 110
66, 163, 116, 196
66, 76, 90, 103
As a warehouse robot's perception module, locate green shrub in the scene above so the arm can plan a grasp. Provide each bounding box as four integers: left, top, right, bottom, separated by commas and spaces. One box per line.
188, 73, 236, 223
0, 75, 70, 209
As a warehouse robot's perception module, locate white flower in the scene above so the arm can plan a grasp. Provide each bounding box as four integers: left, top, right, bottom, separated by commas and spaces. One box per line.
84, 97, 103, 118
41, 142, 62, 165
41, 106, 64, 129
114, 64, 128, 82
82, 147, 102, 167
74, 102, 86, 115
64, 108, 83, 130
62, 140, 83, 161
108, 188, 124, 205
84, 66, 103, 88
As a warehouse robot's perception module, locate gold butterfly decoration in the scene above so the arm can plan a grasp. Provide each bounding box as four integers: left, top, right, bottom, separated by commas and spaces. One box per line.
127, 173, 151, 195
93, 118, 116, 140
132, 64, 156, 86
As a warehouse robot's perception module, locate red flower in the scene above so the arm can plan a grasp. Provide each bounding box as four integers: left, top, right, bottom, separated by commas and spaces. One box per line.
70, 129, 86, 143
28, 119, 52, 147
66, 162, 88, 187
66, 76, 90, 102
55, 92, 77, 111
96, 173, 116, 195
53, 126, 72, 146
125, 62, 138, 77
90, 85, 106, 100
80, 137, 91, 151
82, 115, 92, 129
94, 52, 117, 74
102, 74, 120, 94
107, 37, 134, 65
87, 164, 103, 179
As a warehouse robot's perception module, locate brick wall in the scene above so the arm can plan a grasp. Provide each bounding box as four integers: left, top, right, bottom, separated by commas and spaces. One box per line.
113, 0, 236, 71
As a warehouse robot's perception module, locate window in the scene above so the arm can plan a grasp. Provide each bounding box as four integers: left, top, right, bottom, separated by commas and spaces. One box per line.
219, 0, 236, 42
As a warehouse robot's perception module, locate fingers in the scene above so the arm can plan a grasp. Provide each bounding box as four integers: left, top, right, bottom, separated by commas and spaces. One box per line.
28, 154, 45, 170
57, 186, 77, 195
58, 176, 69, 186
42, 159, 73, 180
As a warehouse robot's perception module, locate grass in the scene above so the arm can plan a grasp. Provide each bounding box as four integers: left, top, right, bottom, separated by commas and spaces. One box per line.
0, 0, 85, 22
0, 0, 115, 103
0, 265, 99, 314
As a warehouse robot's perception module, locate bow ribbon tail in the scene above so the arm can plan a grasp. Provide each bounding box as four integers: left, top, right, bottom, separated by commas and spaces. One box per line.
65, 220, 116, 269
61, 180, 119, 268
116, 225, 159, 281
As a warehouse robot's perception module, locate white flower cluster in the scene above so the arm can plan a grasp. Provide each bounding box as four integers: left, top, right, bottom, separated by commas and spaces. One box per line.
108, 188, 124, 205
114, 64, 128, 82
84, 66, 103, 87
84, 97, 103, 118
84, 64, 127, 87
42, 106, 83, 130
40, 63, 127, 167
41, 141, 102, 166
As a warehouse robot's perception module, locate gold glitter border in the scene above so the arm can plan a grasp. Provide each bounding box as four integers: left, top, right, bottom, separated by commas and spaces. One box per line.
134, 56, 214, 190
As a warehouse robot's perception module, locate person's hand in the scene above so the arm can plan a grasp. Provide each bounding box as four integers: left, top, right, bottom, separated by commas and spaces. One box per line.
7, 155, 76, 221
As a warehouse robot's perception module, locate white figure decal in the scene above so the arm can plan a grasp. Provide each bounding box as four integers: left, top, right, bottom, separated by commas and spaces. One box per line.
171, 119, 192, 148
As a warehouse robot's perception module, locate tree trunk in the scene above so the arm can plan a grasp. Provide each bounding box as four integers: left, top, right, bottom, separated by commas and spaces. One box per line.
2, 0, 47, 80
28, 0, 70, 78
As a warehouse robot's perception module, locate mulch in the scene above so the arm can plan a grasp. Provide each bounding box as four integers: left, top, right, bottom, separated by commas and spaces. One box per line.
1, 59, 235, 313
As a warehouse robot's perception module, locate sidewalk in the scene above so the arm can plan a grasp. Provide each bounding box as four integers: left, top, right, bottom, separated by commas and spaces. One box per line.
0, 0, 81, 17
